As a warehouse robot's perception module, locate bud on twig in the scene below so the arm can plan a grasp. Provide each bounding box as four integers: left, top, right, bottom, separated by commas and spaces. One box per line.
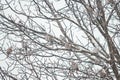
107, 0, 114, 3
100, 69, 107, 78
7, 47, 12, 57
93, 48, 99, 53
60, 35, 66, 42
45, 34, 53, 44
71, 61, 79, 71
65, 42, 72, 50
86, 5, 94, 13
22, 42, 28, 51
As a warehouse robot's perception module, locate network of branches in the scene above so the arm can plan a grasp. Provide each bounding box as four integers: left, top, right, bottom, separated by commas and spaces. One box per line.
0, 0, 120, 80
